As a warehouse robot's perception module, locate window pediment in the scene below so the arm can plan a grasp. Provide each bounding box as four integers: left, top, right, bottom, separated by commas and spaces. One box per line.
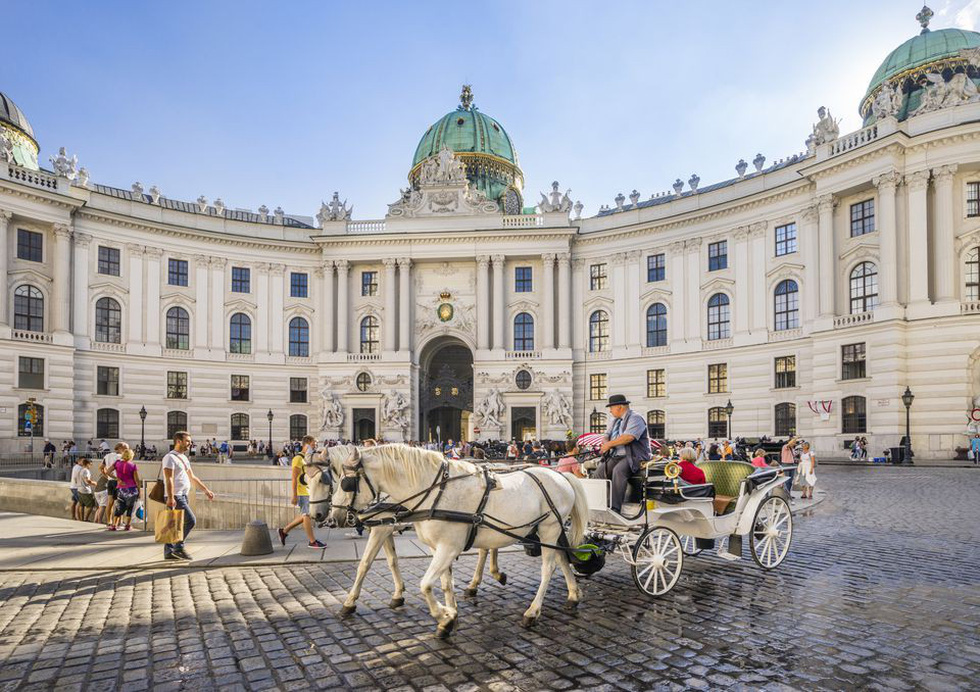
700, 276, 735, 293
161, 291, 194, 305
89, 279, 129, 296
838, 242, 877, 264
8, 268, 52, 286
640, 285, 672, 302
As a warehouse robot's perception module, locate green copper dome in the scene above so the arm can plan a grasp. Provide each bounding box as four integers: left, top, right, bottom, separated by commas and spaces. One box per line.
0, 91, 40, 170
863, 28, 980, 103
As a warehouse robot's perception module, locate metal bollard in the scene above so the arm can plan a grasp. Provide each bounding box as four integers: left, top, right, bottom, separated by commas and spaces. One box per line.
240, 519, 275, 556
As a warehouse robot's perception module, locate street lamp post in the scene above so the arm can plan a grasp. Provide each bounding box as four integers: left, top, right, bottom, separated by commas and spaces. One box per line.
901, 386, 915, 465
267, 409, 274, 459
724, 399, 734, 441
138, 406, 147, 459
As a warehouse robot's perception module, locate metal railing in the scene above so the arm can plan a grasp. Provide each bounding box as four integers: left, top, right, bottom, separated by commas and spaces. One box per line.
140, 477, 299, 531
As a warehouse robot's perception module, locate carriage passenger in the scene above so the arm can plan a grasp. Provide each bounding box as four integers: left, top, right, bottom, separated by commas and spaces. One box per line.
676, 447, 706, 485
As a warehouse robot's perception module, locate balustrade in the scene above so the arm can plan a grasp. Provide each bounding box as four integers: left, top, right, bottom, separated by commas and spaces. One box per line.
833, 311, 874, 328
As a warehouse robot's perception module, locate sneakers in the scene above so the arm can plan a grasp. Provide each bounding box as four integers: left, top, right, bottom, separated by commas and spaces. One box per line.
172, 548, 192, 560
124, 525, 132, 532
164, 553, 183, 561
308, 540, 326, 549
107, 525, 117, 531
345, 531, 362, 539
278, 527, 287, 546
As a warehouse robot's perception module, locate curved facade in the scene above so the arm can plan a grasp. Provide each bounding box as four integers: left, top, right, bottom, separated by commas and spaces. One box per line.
3, 9, 980, 459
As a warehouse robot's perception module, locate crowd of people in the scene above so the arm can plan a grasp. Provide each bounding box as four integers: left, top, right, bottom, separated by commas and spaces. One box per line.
67, 441, 144, 530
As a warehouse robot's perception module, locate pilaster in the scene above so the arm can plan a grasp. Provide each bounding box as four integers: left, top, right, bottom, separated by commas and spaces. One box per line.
556, 252, 571, 349
383, 258, 397, 353
398, 258, 412, 353
905, 169, 931, 310
476, 255, 491, 350
542, 252, 555, 350
491, 254, 505, 351
125, 242, 143, 343
933, 164, 958, 303
336, 259, 349, 353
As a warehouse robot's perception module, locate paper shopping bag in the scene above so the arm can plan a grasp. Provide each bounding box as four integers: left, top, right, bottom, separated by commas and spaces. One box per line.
154, 509, 184, 544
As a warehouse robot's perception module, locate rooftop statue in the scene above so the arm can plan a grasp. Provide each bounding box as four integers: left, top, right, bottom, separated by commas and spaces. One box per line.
810, 107, 840, 146
0, 131, 14, 163
317, 192, 352, 225
913, 71, 980, 116
49, 146, 78, 180
459, 84, 474, 111
872, 82, 904, 120
539, 181, 572, 213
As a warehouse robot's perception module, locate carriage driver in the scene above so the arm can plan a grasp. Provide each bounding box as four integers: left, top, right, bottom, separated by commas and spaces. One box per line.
597, 394, 652, 514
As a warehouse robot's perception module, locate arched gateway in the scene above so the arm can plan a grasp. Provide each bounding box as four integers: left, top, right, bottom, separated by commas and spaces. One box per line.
418, 337, 473, 443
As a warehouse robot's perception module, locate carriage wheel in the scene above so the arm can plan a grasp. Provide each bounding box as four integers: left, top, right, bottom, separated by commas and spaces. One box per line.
680, 534, 702, 556
631, 527, 683, 598
750, 495, 793, 570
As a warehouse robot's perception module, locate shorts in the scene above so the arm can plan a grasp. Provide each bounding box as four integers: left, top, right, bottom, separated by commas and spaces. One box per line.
296, 496, 310, 516
70, 488, 80, 503
95, 490, 109, 507
114, 487, 139, 517
106, 479, 118, 499
78, 492, 96, 508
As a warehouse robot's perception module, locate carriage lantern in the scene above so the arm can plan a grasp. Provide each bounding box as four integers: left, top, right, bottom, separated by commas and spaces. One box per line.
901, 386, 915, 465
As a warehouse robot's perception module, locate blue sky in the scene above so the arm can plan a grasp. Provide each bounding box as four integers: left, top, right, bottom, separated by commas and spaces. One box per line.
6, 1, 980, 220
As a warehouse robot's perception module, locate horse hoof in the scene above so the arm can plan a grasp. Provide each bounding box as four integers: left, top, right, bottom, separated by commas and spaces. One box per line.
437, 618, 457, 638
339, 604, 357, 616
522, 615, 537, 629
389, 597, 405, 608
564, 599, 579, 610
463, 587, 478, 597
496, 573, 508, 586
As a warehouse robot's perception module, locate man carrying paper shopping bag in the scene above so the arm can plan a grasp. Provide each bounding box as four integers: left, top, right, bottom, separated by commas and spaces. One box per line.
163, 431, 215, 561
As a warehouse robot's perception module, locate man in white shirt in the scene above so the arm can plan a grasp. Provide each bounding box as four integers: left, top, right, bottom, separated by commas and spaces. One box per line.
75, 458, 97, 521
162, 431, 215, 561
69, 457, 84, 520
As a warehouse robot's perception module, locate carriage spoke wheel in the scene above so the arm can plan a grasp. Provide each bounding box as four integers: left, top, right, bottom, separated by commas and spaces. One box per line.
680, 534, 702, 556
750, 495, 793, 570
631, 527, 683, 598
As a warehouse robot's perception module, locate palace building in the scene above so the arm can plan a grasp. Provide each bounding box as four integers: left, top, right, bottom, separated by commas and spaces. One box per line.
3, 8, 980, 459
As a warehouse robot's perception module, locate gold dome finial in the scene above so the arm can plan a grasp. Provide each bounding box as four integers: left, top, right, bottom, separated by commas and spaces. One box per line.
459, 84, 473, 111
916, 5, 933, 33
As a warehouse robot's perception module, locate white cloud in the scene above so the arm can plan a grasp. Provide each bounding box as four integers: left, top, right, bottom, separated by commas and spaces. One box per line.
955, 0, 980, 29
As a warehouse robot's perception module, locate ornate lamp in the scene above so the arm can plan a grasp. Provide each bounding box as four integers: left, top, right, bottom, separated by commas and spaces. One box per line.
267, 409, 274, 459
724, 399, 734, 440
139, 406, 147, 457
901, 387, 915, 465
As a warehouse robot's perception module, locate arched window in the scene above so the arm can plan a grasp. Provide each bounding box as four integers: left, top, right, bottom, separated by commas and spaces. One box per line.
18, 402, 43, 436
288, 316, 309, 357
589, 411, 607, 434
165, 307, 190, 350
647, 410, 666, 438
849, 262, 878, 314
842, 396, 867, 434
774, 403, 796, 437
966, 247, 979, 300
645, 303, 667, 347
513, 312, 534, 351
708, 407, 728, 438
773, 280, 799, 331
14, 285, 43, 332
229, 313, 252, 354
94, 297, 122, 344
231, 413, 250, 440
96, 408, 119, 439
589, 310, 609, 352
707, 293, 730, 340
167, 411, 187, 440
356, 372, 372, 391
360, 316, 379, 354
290, 414, 308, 441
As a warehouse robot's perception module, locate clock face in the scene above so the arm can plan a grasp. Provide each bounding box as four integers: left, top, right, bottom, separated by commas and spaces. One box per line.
438, 303, 454, 322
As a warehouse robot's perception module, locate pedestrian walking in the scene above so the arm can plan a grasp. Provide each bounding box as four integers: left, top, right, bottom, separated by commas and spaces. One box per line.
277, 435, 326, 549
971, 433, 980, 466
162, 431, 215, 561
109, 449, 141, 531
780, 436, 798, 496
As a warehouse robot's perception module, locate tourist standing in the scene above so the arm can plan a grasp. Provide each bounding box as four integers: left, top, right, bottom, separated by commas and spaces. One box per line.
69, 457, 85, 520
162, 431, 215, 561
102, 442, 127, 521
42, 439, 56, 468
75, 459, 97, 521
109, 449, 141, 531
971, 433, 980, 466
798, 442, 817, 500
277, 435, 325, 549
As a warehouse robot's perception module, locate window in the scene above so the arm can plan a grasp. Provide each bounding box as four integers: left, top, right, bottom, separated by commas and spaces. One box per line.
17, 229, 42, 262
775, 223, 797, 256
18, 402, 44, 436
165, 307, 190, 350
645, 303, 667, 347
708, 363, 727, 394
229, 313, 252, 354
966, 247, 979, 300
842, 396, 867, 434
589, 310, 609, 352
288, 317, 310, 357
647, 253, 665, 282
774, 356, 796, 389
707, 293, 730, 340
231, 413, 250, 440
18, 357, 44, 389
775, 403, 796, 437
647, 369, 665, 398
513, 312, 534, 351
842, 343, 866, 380
168, 259, 188, 287
361, 271, 378, 296
849, 262, 878, 314
290, 377, 308, 403
515, 370, 532, 390
515, 266, 532, 292
96, 409, 119, 439
167, 411, 187, 440
14, 285, 43, 332
290, 272, 308, 298
708, 407, 728, 438
356, 372, 371, 392
231, 266, 250, 293
773, 280, 799, 331
97, 366, 119, 396
589, 411, 607, 434
290, 414, 308, 441
969, 182, 980, 218
590, 263, 607, 290
647, 410, 666, 439
94, 297, 122, 343
231, 375, 250, 402
167, 371, 187, 399
589, 373, 607, 401
708, 240, 728, 271
98, 246, 120, 276
850, 199, 875, 237
360, 316, 379, 354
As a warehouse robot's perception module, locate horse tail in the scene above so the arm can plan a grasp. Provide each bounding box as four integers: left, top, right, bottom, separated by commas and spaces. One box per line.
567, 476, 589, 548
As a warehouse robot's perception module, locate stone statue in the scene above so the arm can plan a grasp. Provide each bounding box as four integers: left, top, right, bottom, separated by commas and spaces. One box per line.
388, 145, 495, 217
0, 131, 14, 163
317, 191, 352, 225
49, 147, 78, 180
132, 182, 144, 198
539, 181, 573, 213
196, 195, 208, 213
319, 388, 345, 430
76, 167, 90, 188
475, 388, 505, 429
382, 391, 411, 432
542, 391, 574, 430
809, 107, 840, 146
872, 82, 904, 120
459, 84, 474, 111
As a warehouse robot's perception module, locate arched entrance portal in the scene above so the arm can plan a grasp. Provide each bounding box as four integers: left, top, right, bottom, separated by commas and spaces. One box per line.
419, 338, 474, 443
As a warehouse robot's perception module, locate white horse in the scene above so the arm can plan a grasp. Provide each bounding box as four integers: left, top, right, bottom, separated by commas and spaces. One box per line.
321, 443, 589, 636
305, 454, 507, 616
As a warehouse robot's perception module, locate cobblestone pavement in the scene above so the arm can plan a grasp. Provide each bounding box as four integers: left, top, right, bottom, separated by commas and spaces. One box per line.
1, 467, 978, 691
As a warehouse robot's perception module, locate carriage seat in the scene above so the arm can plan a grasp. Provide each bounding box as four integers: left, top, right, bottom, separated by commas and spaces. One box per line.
696, 461, 755, 515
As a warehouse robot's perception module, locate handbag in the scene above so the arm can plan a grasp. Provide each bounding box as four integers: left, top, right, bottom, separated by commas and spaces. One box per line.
148, 465, 165, 504
154, 509, 184, 544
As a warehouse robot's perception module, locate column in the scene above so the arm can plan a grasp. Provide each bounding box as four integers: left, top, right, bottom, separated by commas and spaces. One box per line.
145, 247, 162, 345
611, 252, 627, 348
817, 195, 836, 316
571, 259, 585, 351
749, 223, 767, 333
125, 243, 143, 342
557, 252, 571, 348
321, 262, 335, 353
210, 258, 226, 350
270, 264, 285, 353
336, 260, 349, 353
398, 258, 411, 353
542, 253, 555, 350
800, 204, 820, 323
256, 264, 270, 353
733, 227, 750, 335
476, 255, 490, 350
685, 239, 702, 340
71, 232, 92, 338
0, 210, 9, 326
933, 164, 958, 302
491, 254, 505, 350
668, 241, 686, 343
874, 171, 902, 305
194, 258, 210, 350
383, 258, 397, 352
51, 224, 73, 333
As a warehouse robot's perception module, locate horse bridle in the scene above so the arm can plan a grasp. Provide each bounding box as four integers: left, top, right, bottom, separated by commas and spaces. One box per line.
306, 448, 381, 527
